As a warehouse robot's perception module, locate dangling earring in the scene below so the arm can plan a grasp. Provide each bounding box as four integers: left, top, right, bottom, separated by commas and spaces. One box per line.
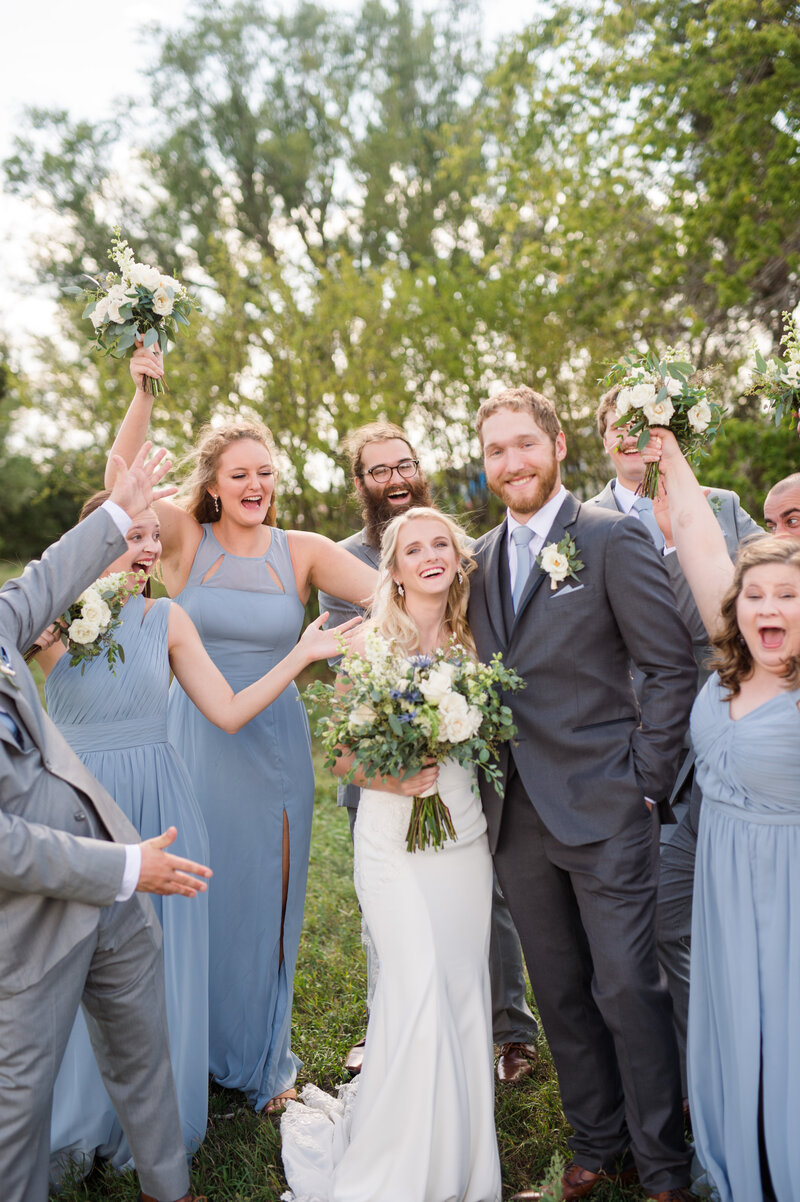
457, 569, 464, 584
396, 582, 405, 597
212, 494, 220, 516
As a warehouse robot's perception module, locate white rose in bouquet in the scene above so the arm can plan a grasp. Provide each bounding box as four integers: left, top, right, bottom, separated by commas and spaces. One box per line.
128, 261, 163, 290
81, 596, 112, 629
152, 286, 175, 317
539, 544, 570, 587
642, 395, 676, 426
615, 388, 634, 417
686, 400, 712, 433
664, 375, 683, 397
437, 692, 483, 743
626, 383, 658, 409
68, 617, 100, 645
419, 662, 456, 704
349, 702, 377, 730
90, 296, 110, 329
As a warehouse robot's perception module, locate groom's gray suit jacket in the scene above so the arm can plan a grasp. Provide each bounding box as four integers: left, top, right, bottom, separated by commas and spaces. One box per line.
469, 491, 697, 851
0, 509, 159, 999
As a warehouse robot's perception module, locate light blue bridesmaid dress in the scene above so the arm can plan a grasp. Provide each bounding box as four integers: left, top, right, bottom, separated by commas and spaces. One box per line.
688, 676, 800, 1202
47, 594, 209, 1182
167, 525, 313, 1111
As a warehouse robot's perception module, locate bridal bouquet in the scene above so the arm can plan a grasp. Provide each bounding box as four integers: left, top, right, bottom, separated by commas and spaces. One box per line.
305, 631, 524, 852
75, 230, 199, 393
58, 571, 143, 674
748, 309, 800, 428
603, 348, 723, 498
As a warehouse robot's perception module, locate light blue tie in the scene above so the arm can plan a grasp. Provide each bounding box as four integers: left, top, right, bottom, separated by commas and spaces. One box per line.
511, 526, 535, 612
632, 496, 666, 553
0, 708, 22, 747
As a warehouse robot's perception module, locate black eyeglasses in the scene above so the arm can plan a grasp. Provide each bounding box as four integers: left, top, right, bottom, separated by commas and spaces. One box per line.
363, 459, 419, 484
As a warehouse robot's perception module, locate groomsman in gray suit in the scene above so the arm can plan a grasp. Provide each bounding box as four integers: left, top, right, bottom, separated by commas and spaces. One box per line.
590, 386, 762, 1098
468, 387, 696, 1202
0, 445, 211, 1202
320, 421, 539, 1083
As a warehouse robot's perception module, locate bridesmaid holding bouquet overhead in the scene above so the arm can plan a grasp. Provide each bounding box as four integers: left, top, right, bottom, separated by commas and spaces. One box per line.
104, 344, 376, 1116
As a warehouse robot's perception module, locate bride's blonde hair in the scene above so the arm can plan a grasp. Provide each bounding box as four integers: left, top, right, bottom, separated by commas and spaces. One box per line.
370, 508, 476, 657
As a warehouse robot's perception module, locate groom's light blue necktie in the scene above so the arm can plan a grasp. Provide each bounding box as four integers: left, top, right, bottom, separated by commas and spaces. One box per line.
511, 525, 535, 612
631, 496, 666, 554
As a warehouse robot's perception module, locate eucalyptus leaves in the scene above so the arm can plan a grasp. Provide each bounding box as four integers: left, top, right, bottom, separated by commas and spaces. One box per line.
74, 230, 200, 394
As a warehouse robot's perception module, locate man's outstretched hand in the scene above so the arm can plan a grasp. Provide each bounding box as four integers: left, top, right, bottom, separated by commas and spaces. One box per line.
108, 440, 177, 518
138, 827, 212, 898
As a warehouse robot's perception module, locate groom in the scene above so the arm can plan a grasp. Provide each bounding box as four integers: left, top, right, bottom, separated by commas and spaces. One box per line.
468, 387, 696, 1201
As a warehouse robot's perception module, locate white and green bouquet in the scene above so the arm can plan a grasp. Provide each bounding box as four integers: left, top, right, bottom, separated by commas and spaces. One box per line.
603, 348, 723, 498
305, 630, 524, 852
59, 572, 143, 674
748, 308, 800, 429
74, 229, 200, 394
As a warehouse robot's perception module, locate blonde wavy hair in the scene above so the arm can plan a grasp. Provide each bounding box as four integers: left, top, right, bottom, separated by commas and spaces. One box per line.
369, 508, 477, 657
712, 535, 800, 697
178, 420, 280, 526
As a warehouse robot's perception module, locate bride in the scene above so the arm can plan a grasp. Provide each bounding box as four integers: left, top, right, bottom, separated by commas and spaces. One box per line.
281, 508, 502, 1202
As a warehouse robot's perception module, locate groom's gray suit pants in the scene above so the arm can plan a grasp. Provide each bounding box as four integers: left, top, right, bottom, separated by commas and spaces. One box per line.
0, 897, 189, 1202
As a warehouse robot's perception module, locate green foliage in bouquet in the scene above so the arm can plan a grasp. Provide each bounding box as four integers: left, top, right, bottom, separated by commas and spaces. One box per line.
305, 631, 525, 852
748, 310, 800, 430
70, 230, 200, 393
603, 348, 724, 498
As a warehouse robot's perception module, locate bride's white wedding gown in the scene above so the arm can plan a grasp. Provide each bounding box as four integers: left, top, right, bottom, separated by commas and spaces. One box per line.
281, 759, 502, 1202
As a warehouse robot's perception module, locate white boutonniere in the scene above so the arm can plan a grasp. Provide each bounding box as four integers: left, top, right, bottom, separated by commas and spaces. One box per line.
0, 647, 19, 689
536, 534, 584, 591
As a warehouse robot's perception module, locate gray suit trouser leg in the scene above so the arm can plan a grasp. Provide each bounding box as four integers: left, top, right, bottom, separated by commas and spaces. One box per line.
489, 874, 539, 1046
656, 801, 697, 1098
493, 773, 689, 1194
0, 901, 189, 1202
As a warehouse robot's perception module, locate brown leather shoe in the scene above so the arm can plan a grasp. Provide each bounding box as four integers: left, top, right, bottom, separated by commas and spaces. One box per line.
344, 1036, 366, 1075
497, 1041, 538, 1083
645, 1191, 693, 1201
511, 1161, 638, 1200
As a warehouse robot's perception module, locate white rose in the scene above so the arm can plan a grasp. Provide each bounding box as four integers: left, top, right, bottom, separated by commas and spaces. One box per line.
68, 617, 100, 645
642, 395, 675, 426
437, 693, 482, 743
152, 286, 174, 316
614, 388, 634, 417
419, 664, 456, 704
686, 400, 712, 433
159, 275, 181, 294
539, 544, 570, 588
348, 702, 376, 730
90, 296, 110, 329
625, 383, 658, 409
106, 297, 127, 324
81, 597, 112, 629
664, 375, 683, 397
128, 261, 163, 291
77, 584, 102, 608
785, 358, 800, 384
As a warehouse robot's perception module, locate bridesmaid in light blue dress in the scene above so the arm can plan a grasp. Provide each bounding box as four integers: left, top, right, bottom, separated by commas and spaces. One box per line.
641, 429, 800, 1202
37, 494, 360, 1183
106, 346, 377, 1113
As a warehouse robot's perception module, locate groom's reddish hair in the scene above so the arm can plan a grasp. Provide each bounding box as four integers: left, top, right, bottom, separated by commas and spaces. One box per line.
476, 386, 561, 447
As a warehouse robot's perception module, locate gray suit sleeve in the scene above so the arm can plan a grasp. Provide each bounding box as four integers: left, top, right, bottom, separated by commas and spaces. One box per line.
0, 811, 125, 904
0, 509, 126, 653
603, 520, 697, 801
729, 493, 763, 541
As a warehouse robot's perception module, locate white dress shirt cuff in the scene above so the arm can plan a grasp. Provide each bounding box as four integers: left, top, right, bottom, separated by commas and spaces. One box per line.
101, 499, 132, 538
115, 844, 142, 901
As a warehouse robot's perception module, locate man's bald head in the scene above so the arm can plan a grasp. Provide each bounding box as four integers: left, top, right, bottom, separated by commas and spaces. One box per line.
764, 472, 800, 537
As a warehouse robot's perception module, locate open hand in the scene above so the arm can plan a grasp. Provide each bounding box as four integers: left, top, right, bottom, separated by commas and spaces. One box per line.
137, 826, 213, 898
300, 613, 362, 663
108, 440, 177, 516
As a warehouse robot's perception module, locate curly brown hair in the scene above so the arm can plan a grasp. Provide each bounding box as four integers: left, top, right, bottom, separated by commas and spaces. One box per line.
178, 421, 280, 526
712, 535, 800, 697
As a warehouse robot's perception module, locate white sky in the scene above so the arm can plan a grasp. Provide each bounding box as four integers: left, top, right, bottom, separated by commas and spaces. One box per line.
0, 0, 536, 360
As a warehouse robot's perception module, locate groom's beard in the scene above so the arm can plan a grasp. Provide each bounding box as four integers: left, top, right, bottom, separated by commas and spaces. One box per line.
488, 453, 559, 518
361, 476, 433, 548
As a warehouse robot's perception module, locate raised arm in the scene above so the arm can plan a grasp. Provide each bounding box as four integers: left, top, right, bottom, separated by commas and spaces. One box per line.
287, 531, 378, 608
104, 344, 164, 487
167, 603, 361, 733
643, 429, 735, 635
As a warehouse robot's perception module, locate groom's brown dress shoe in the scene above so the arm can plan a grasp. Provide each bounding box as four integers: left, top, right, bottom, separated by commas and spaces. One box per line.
497, 1041, 538, 1082
510, 1161, 639, 1200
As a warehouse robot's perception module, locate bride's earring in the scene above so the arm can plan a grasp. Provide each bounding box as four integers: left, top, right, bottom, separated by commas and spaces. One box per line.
457, 569, 464, 584
396, 581, 405, 597
212, 494, 220, 516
